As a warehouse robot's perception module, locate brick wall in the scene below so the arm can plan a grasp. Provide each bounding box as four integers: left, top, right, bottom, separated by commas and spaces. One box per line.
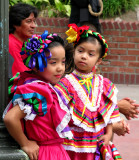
35, 17, 139, 84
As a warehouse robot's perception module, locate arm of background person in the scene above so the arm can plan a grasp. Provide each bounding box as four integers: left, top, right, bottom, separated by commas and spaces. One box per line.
112, 117, 130, 136
117, 98, 139, 120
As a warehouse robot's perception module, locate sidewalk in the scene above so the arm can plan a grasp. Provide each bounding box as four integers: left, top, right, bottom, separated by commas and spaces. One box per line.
113, 84, 139, 160
113, 120, 139, 160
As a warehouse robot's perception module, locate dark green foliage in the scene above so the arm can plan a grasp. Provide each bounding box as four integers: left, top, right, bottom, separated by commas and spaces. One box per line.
102, 0, 138, 18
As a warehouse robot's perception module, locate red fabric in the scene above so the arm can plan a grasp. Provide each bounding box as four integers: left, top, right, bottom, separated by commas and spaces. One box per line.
9, 34, 30, 76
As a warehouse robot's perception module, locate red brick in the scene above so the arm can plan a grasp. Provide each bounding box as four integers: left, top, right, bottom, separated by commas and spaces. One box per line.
107, 21, 114, 29
129, 37, 139, 43
101, 61, 110, 65
111, 61, 126, 66
136, 69, 139, 73
52, 18, 60, 26
121, 31, 137, 37
125, 74, 130, 84
110, 49, 127, 55
119, 43, 135, 48
131, 22, 138, 30
120, 55, 136, 61
128, 50, 139, 55
108, 43, 118, 48
113, 21, 120, 29
106, 55, 119, 60
136, 75, 139, 84
52, 27, 67, 33
103, 72, 109, 78
104, 36, 111, 42
41, 18, 48, 26
65, 18, 69, 26
59, 18, 65, 26
114, 73, 119, 83
104, 30, 120, 36
125, 22, 132, 30
128, 62, 139, 67
130, 74, 135, 84
36, 27, 51, 33
47, 18, 54, 26
119, 21, 126, 30
36, 18, 42, 26
109, 73, 113, 81
112, 37, 128, 42
119, 74, 125, 83
101, 67, 117, 72
101, 21, 107, 29
119, 68, 134, 73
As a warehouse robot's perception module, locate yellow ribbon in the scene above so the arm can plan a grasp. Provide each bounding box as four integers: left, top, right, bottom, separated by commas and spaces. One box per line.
79, 77, 92, 117
79, 77, 92, 93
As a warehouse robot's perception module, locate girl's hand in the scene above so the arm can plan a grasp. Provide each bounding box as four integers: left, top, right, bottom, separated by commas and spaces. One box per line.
21, 140, 39, 160
113, 118, 130, 136
98, 134, 111, 146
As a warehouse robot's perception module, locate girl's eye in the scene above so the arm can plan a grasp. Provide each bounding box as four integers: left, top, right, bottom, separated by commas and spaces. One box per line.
62, 60, 65, 64
89, 53, 93, 56
78, 50, 83, 53
89, 53, 95, 56
50, 61, 56, 64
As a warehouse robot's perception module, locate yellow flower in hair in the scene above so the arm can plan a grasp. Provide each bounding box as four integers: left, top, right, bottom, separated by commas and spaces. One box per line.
66, 26, 77, 43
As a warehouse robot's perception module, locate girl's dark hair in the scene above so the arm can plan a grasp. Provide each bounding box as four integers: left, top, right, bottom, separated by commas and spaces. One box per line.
74, 35, 104, 58
65, 42, 75, 74
9, 3, 38, 33
47, 35, 65, 49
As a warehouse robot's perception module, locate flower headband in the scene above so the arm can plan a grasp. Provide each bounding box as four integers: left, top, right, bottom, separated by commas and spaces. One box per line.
65, 23, 108, 59
20, 30, 58, 72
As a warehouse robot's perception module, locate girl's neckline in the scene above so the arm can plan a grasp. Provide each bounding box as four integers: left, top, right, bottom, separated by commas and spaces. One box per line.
72, 69, 94, 79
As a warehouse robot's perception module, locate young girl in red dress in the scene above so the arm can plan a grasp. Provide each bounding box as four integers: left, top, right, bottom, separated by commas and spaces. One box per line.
55, 24, 122, 160
3, 31, 73, 160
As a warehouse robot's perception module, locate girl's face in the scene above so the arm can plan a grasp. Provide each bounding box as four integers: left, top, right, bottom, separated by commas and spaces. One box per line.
37, 45, 65, 85
74, 41, 102, 73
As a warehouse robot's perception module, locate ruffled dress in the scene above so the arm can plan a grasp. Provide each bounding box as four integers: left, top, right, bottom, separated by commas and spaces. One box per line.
55, 69, 121, 160
3, 71, 73, 160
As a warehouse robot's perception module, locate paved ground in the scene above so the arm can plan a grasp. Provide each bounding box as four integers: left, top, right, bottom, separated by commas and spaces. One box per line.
113, 84, 139, 160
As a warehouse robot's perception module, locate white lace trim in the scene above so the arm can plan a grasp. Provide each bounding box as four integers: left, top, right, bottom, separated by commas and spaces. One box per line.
70, 126, 85, 132
69, 99, 119, 132
13, 98, 36, 121
2, 100, 12, 119
50, 84, 73, 139
73, 69, 94, 79
111, 86, 118, 104
65, 74, 103, 112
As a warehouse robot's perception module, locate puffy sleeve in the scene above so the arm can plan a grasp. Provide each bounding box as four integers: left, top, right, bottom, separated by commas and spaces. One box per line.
98, 78, 121, 125
50, 86, 73, 139
54, 77, 73, 106
12, 81, 53, 121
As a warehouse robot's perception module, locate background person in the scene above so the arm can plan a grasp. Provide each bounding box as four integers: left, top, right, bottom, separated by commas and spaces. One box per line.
69, 0, 102, 33
9, 2, 38, 77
